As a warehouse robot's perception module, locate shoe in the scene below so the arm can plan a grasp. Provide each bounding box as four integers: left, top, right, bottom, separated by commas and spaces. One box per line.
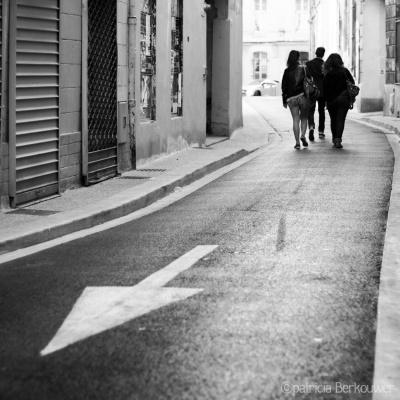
300, 136, 308, 147
309, 129, 315, 141
319, 132, 325, 138
334, 140, 343, 149
294, 143, 300, 149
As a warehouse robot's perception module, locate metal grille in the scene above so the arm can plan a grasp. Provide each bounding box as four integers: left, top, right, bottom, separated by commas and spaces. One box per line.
10, 0, 60, 206
87, 0, 117, 183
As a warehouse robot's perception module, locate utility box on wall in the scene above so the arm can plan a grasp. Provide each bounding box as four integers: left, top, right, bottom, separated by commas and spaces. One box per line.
118, 101, 128, 144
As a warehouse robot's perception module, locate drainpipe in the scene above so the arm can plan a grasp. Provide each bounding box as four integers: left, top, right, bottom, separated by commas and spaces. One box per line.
128, 0, 136, 169
390, 89, 395, 116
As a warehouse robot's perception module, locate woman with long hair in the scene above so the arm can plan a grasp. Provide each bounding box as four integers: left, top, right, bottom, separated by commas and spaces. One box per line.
281, 50, 312, 149
323, 53, 355, 148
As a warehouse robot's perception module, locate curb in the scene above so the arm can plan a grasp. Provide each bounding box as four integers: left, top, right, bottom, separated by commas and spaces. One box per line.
350, 117, 400, 398
352, 116, 400, 141
372, 133, 400, 400
0, 148, 251, 254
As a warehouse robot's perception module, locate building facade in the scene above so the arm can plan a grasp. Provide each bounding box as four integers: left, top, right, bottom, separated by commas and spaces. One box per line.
0, 0, 243, 209
243, 0, 310, 86
310, 0, 386, 113
384, 0, 400, 117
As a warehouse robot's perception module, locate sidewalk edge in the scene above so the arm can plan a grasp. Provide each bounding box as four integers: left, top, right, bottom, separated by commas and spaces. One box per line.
348, 114, 400, 139
0, 148, 252, 254
350, 119, 400, 398
362, 117, 400, 138
372, 133, 400, 399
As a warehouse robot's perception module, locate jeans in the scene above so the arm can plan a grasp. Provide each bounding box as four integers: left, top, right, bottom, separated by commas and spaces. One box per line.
308, 96, 325, 132
327, 94, 350, 141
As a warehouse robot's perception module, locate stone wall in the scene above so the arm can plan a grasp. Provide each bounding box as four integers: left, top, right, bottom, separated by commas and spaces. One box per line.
384, 0, 398, 116
385, 0, 396, 86
59, 0, 82, 191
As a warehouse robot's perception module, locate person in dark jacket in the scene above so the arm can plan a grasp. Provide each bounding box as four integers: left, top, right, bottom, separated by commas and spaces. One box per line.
322, 53, 355, 149
306, 47, 325, 141
281, 50, 312, 149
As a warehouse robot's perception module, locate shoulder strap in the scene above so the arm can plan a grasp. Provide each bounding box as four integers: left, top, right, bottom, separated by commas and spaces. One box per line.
303, 65, 311, 80
342, 68, 349, 81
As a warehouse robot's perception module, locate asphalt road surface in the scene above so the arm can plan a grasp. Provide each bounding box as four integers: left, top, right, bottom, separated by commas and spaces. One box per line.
0, 98, 394, 400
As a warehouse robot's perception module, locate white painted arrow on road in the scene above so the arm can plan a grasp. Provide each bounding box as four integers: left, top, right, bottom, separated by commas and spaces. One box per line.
41, 245, 218, 356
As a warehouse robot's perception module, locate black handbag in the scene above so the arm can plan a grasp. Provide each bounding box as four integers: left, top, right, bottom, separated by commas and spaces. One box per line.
343, 69, 360, 109
302, 65, 320, 102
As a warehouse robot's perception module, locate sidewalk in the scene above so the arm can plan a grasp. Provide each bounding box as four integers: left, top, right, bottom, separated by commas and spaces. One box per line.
0, 101, 275, 254
348, 108, 400, 140
346, 109, 400, 400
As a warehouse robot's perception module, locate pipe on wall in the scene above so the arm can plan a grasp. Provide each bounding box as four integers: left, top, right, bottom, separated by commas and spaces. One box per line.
128, 0, 136, 168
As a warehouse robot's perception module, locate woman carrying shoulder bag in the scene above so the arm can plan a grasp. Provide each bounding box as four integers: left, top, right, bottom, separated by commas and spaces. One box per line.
281, 50, 313, 150
322, 53, 355, 149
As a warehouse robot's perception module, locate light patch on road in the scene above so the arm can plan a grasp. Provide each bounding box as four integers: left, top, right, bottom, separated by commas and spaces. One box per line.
40, 245, 218, 356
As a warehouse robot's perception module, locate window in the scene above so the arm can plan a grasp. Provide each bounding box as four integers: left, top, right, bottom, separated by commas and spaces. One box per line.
171, 0, 183, 116
295, 0, 308, 29
140, 0, 156, 122
255, 0, 267, 11
253, 52, 267, 79
299, 52, 309, 64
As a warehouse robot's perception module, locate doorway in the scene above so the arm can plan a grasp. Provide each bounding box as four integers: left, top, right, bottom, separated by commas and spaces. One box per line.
85, 0, 118, 185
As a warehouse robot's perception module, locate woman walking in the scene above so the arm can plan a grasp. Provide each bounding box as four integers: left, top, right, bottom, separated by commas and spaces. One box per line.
281, 50, 311, 149
323, 53, 355, 148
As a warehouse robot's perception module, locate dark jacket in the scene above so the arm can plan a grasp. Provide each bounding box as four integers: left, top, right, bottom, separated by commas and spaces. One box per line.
281, 64, 311, 106
306, 57, 324, 95
323, 67, 355, 103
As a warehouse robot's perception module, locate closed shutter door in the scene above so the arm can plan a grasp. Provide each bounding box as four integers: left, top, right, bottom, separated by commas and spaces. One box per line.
0, 0, 2, 139
9, 0, 59, 207
86, 0, 118, 185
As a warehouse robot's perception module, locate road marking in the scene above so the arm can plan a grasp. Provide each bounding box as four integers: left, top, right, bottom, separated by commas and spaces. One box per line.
40, 245, 218, 356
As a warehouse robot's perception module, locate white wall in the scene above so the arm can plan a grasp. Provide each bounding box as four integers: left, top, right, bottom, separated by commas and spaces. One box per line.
310, 0, 339, 58
360, 0, 385, 105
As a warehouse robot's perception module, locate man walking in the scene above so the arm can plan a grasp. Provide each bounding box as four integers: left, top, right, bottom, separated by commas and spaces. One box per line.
306, 47, 325, 141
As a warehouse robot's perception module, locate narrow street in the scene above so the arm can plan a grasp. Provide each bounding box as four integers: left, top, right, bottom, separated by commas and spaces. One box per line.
0, 98, 394, 400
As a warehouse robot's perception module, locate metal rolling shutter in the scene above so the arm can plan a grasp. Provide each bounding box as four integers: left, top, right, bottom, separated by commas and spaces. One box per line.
0, 0, 2, 139
87, 0, 118, 185
10, 0, 59, 206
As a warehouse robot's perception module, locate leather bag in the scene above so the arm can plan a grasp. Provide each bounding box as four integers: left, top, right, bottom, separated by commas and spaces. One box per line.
302, 65, 320, 102
342, 70, 360, 110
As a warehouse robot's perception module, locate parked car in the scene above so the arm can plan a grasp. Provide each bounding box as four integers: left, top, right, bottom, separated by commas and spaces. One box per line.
242, 78, 281, 97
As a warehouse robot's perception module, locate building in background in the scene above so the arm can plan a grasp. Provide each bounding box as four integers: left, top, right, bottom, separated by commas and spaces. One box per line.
384, 0, 400, 117
242, 0, 310, 87
0, 0, 243, 209
309, 0, 386, 113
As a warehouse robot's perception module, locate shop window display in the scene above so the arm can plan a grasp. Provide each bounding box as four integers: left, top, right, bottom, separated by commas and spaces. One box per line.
171, 0, 183, 116
140, 0, 156, 121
